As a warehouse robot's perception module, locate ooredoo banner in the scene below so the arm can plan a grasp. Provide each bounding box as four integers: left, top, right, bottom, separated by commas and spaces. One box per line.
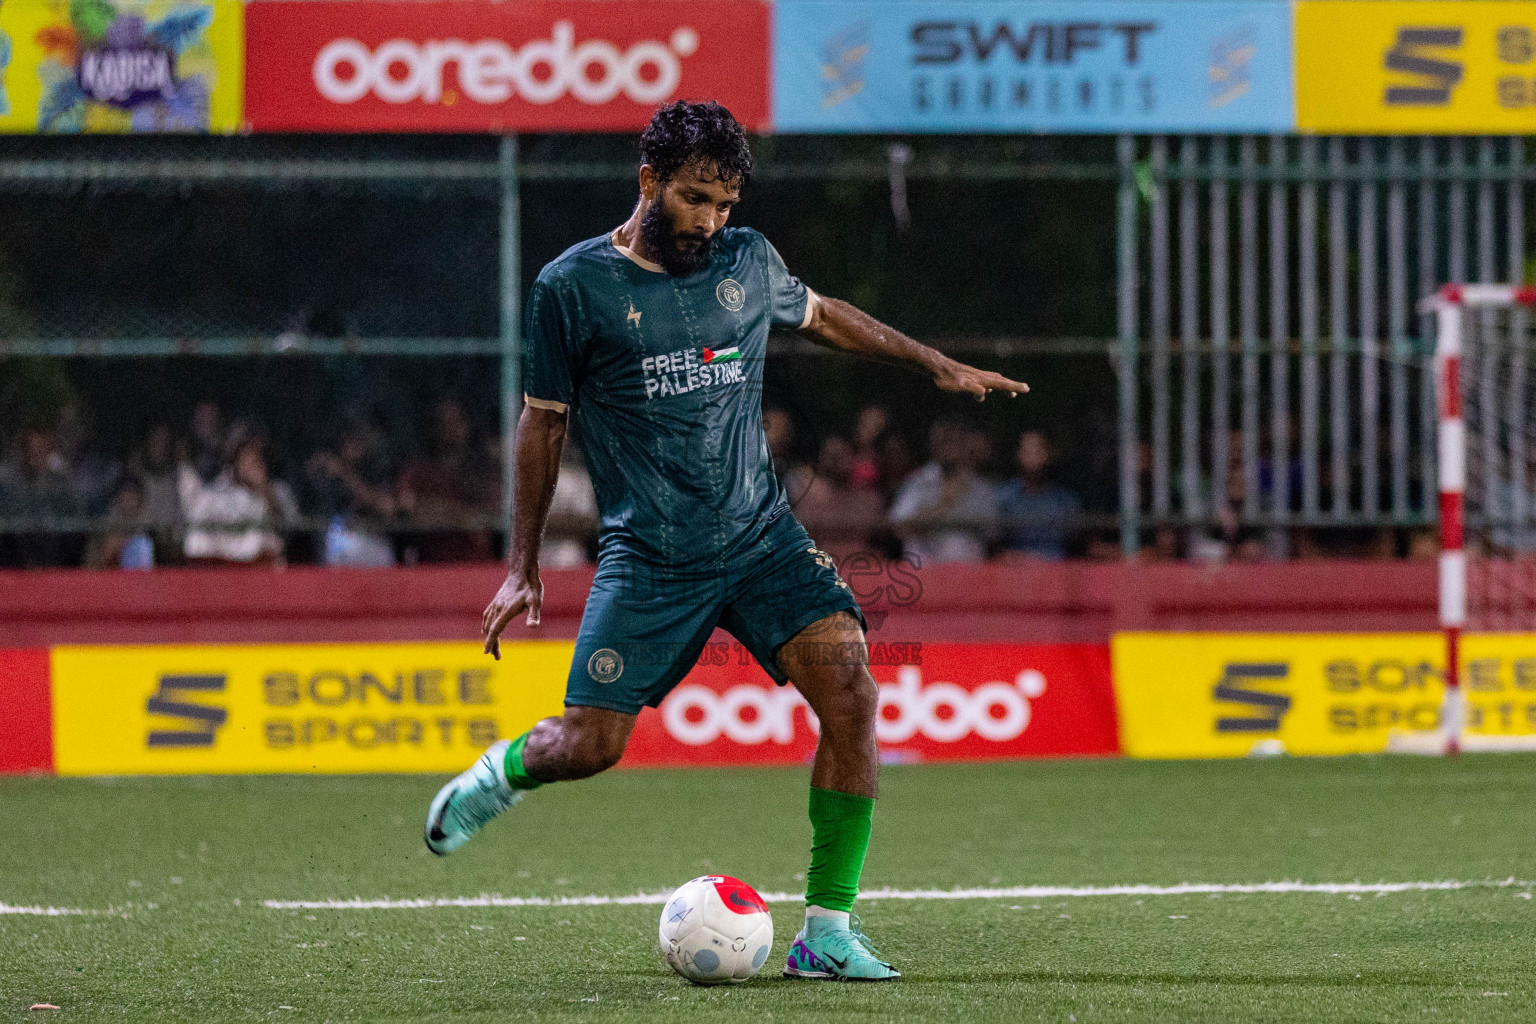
243, 0, 771, 133
621, 642, 1119, 767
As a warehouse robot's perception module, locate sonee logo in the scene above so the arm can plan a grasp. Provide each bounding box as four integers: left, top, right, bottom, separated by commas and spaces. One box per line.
1212, 662, 1291, 734
146, 674, 228, 748
1383, 27, 1464, 106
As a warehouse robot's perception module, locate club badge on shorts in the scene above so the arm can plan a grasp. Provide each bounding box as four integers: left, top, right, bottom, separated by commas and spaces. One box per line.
588, 648, 624, 684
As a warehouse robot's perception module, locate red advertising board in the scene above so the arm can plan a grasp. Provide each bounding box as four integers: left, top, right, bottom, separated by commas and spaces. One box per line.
621, 643, 1119, 768
244, 0, 771, 133
0, 649, 52, 774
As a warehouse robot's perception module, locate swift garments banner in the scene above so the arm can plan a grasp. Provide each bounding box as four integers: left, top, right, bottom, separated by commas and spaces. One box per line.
772, 0, 1294, 133
621, 642, 1119, 767
243, 0, 771, 132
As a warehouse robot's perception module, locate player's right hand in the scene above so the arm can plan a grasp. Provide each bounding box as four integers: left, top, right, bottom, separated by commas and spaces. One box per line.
482, 571, 543, 660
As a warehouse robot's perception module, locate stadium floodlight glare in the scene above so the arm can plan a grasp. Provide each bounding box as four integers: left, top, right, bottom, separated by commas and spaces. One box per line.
1392, 285, 1536, 755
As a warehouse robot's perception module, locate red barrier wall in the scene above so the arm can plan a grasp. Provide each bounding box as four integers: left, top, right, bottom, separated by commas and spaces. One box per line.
0, 648, 52, 773
0, 561, 1435, 647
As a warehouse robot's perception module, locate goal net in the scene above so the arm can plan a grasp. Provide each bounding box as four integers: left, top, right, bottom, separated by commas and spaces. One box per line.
1401, 285, 1536, 753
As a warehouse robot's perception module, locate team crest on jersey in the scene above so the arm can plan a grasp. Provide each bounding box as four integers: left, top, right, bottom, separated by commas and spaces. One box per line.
588, 648, 624, 684
716, 278, 745, 312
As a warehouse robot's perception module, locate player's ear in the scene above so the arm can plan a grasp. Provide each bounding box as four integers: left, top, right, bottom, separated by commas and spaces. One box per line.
639, 164, 659, 202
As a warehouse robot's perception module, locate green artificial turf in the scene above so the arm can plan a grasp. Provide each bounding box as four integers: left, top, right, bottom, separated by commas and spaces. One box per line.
3, 756, 1535, 1022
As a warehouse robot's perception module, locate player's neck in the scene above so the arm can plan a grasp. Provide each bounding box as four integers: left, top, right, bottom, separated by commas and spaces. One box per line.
612, 204, 663, 269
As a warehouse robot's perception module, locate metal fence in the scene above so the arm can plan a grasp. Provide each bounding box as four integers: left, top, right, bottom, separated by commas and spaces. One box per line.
0, 134, 1123, 561
1116, 134, 1533, 556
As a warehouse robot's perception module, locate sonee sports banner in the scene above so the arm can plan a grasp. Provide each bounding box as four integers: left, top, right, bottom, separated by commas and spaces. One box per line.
242, 0, 771, 133
1112, 632, 1536, 758
49, 642, 571, 775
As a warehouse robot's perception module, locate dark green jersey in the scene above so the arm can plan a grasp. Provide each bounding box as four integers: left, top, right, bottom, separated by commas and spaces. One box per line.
523, 226, 815, 566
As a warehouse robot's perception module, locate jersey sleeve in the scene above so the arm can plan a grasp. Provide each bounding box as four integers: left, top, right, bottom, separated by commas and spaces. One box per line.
762, 235, 818, 330
522, 273, 584, 412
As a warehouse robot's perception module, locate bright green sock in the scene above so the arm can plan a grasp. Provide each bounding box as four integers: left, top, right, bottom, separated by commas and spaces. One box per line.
805, 787, 874, 914
501, 732, 545, 791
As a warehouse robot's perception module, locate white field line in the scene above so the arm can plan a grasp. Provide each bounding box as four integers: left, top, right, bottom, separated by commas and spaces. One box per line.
263, 877, 1535, 912
0, 902, 94, 916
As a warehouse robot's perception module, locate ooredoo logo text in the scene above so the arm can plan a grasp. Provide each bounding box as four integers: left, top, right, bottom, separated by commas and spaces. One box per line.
313, 21, 701, 106
661, 666, 1049, 747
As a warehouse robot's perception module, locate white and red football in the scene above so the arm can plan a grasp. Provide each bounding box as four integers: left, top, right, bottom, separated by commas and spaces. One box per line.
658, 875, 774, 984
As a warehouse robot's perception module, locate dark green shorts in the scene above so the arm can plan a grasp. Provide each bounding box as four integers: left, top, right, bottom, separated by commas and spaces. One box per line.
564, 513, 865, 715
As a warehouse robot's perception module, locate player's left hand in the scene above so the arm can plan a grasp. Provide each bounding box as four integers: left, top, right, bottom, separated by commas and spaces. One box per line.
933, 360, 1029, 401
482, 570, 543, 660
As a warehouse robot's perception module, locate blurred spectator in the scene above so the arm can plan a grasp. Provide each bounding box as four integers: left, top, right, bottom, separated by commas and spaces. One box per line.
795, 436, 885, 549
305, 417, 397, 567
395, 399, 498, 563
540, 442, 599, 568
129, 424, 183, 558
58, 403, 123, 516
179, 436, 299, 565
0, 428, 81, 567
888, 419, 998, 565
187, 400, 225, 483
995, 431, 1082, 560
84, 478, 153, 570
849, 405, 888, 490
872, 429, 917, 504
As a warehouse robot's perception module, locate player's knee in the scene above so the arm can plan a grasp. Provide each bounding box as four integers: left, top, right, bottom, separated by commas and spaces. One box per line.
571, 730, 628, 776
819, 666, 879, 733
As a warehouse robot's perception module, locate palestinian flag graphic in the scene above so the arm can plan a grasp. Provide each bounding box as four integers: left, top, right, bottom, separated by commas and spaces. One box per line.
701, 346, 741, 364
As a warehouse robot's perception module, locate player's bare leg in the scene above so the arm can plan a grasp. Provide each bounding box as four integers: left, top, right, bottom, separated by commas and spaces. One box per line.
782, 612, 879, 799
425, 706, 635, 855
779, 611, 899, 981
521, 705, 636, 781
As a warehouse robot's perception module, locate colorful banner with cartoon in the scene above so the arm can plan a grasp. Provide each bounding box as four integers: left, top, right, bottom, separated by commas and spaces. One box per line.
0, 0, 241, 133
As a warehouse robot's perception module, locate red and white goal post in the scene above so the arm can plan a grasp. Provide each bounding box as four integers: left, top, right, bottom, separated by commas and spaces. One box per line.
1394, 284, 1536, 754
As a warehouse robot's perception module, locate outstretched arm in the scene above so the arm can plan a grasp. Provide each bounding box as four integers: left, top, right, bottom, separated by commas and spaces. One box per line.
798, 295, 1029, 400
482, 403, 567, 659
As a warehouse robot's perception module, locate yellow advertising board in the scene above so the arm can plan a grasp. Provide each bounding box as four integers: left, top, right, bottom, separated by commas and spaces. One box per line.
50, 642, 571, 775
1113, 632, 1536, 758
1297, 1, 1536, 133
0, 0, 242, 133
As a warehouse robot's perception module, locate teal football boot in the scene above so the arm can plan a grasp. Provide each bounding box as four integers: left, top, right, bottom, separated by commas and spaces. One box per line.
424, 739, 522, 855
784, 913, 901, 981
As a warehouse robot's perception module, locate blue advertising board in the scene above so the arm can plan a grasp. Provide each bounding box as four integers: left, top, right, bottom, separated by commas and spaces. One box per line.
772, 1, 1295, 133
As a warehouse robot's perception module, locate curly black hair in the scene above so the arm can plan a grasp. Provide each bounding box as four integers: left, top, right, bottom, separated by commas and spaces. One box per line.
639, 101, 753, 187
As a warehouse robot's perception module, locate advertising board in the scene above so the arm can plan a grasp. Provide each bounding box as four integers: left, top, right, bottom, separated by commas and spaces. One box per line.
243, 0, 770, 133
50, 641, 569, 775
0, 648, 52, 773
772, 0, 1294, 133
1113, 632, 1536, 759
621, 642, 1119, 767
1296, 1, 1536, 133
0, 0, 242, 133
